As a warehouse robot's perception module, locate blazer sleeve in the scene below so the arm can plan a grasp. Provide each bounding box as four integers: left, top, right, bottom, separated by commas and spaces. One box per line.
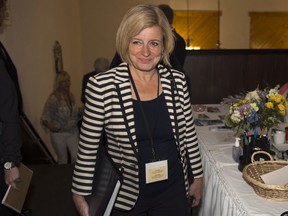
72, 76, 104, 195
180, 72, 203, 178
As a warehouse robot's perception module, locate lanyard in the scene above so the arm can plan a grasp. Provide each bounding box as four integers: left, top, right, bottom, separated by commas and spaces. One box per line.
128, 68, 160, 161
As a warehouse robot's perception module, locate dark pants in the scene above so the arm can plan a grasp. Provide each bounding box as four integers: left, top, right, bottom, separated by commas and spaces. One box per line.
111, 177, 189, 216
0, 167, 19, 216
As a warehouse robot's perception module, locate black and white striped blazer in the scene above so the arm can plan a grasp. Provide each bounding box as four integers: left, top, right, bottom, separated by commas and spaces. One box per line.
72, 63, 203, 211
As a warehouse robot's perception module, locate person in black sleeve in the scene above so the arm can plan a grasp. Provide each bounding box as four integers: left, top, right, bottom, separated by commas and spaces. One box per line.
0, 0, 23, 215
81, 57, 110, 104
158, 4, 187, 67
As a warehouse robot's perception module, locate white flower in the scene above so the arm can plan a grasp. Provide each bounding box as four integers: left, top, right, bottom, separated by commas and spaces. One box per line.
250, 102, 259, 112
245, 90, 261, 103
231, 110, 241, 123
267, 88, 278, 98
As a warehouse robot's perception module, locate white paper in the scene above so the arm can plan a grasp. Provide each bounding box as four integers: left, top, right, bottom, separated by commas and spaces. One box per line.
261, 165, 288, 186
103, 180, 121, 216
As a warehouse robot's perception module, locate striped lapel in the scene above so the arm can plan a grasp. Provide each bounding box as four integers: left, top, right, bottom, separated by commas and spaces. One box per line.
114, 64, 139, 156
159, 66, 180, 148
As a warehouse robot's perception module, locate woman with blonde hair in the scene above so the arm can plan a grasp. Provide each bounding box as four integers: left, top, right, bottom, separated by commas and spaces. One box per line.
72, 4, 203, 216
41, 71, 81, 164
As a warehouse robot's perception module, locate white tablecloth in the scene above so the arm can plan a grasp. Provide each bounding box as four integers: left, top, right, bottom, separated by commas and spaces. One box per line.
194, 104, 288, 216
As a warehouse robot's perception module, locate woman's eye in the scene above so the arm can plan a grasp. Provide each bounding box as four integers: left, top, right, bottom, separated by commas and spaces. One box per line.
131, 40, 142, 46
149, 41, 161, 48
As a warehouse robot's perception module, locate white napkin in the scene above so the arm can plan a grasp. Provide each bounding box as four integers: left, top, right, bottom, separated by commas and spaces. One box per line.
261, 165, 288, 186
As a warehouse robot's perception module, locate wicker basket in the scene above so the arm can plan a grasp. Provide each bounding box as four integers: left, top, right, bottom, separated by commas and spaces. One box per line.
242, 151, 288, 201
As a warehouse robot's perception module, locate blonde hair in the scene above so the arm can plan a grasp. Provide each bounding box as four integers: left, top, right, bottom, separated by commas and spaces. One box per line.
116, 4, 174, 67
53, 71, 75, 104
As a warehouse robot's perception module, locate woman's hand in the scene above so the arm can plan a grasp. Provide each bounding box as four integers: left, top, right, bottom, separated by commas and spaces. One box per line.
49, 126, 60, 133
188, 177, 203, 207
79, 106, 84, 114
72, 193, 89, 216
42, 120, 60, 133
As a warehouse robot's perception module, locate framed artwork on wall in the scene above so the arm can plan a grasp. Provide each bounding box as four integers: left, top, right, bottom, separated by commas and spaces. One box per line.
250, 12, 288, 49
174, 10, 220, 49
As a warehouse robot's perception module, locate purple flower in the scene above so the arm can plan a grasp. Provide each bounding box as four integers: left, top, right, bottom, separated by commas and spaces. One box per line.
247, 109, 259, 123
238, 104, 248, 118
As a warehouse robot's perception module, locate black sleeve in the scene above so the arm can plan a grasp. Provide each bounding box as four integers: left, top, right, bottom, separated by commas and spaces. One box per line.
173, 32, 187, 68
0, 42, 23, 114
0, 59, 22, 164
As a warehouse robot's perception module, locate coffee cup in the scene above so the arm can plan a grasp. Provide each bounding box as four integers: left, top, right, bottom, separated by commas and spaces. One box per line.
273, 130, 285, 145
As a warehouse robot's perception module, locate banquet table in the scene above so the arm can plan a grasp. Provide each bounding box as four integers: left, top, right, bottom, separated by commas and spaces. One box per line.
193, 104, 288, 216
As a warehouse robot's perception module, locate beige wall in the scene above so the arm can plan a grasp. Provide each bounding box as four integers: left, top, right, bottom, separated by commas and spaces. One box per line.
1, 0, 288, 160
2, 0, 83, 158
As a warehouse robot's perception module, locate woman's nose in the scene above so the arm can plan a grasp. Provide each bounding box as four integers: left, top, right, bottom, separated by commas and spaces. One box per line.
141, 44, 150, 56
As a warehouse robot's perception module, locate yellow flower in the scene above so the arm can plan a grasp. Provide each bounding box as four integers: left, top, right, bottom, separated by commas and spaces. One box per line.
265, 102, 274, 109
279, 94, 285, 101
238, 100, 246, 105
278, 104, 286, 116
269, 95, 276, 102
275, 94, 282, 103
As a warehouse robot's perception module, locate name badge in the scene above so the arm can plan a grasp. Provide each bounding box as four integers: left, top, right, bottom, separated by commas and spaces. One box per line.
145, 160, 168, 184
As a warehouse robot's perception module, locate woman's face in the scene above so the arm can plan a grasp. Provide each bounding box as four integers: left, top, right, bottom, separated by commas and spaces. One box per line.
128, 25, 163, 73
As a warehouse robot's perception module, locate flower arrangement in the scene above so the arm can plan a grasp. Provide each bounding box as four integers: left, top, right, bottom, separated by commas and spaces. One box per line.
224, 85, 288, 135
